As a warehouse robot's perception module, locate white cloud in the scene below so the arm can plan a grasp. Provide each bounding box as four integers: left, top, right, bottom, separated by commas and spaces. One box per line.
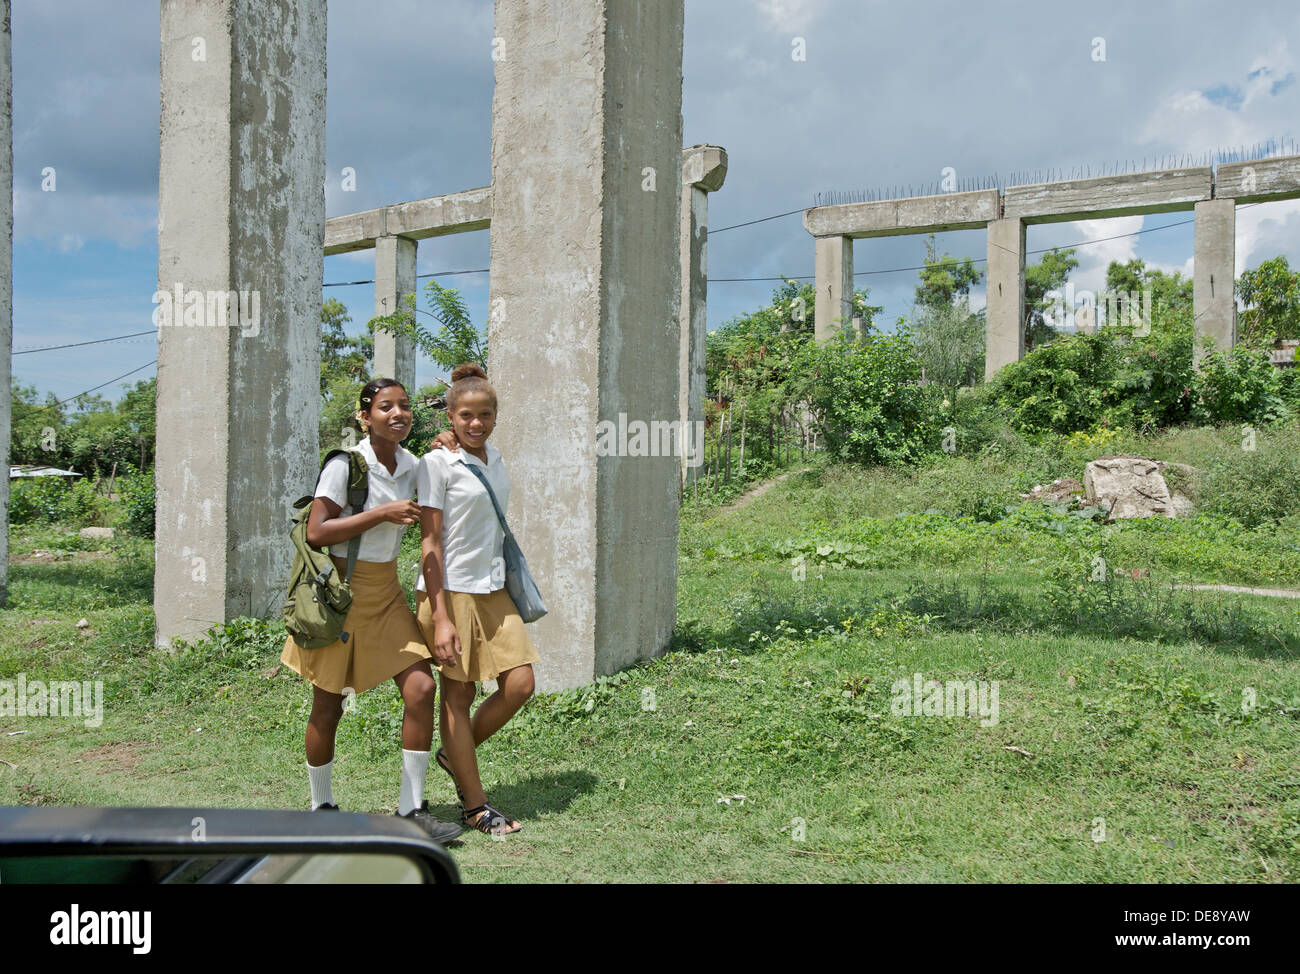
753, 0, 830, 31
1065, 216, 1144, 294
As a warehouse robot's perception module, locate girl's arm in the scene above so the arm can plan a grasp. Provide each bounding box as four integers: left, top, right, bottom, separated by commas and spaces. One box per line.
419, 506, 462, 667
304, 495, 419, 548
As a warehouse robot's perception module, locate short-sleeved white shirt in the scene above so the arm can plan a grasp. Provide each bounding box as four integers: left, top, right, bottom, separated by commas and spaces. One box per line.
315, 436, 418, 563
415, 442, 509, 594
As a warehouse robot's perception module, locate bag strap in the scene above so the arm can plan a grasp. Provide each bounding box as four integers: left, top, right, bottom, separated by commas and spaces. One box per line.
317, 448, 370, 584
460, 459, 514, 543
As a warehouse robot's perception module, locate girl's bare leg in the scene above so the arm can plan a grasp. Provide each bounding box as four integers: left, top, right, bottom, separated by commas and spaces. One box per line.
468, 664, 535, 745
393, 660, 437, 750
306, 685, 344, 766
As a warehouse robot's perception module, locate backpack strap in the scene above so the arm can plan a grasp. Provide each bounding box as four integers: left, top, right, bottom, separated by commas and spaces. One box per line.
460, 459, 513, 543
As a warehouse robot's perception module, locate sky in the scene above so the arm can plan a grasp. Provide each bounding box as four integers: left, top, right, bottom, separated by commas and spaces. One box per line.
11, 0, 1300, 403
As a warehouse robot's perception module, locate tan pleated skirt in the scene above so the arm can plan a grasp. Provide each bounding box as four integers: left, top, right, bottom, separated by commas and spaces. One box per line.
415, 587, 540, 683
281, 556, 433, 695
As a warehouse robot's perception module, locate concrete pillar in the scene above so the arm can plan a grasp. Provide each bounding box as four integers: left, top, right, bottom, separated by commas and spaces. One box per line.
1193, 198, 1236, 365
373, 234, 417, 390
487, 0, 683, 691
155, 0, 326, 644
0, 2, 11, 608
985, 216, 1026, 380
679, 145, 727, 486
813, 235, 853, 342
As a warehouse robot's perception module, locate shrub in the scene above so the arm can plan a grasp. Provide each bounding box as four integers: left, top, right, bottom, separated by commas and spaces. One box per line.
118, 469, 156, 536
1190, 342, 1285, 426
7, 476, 73, 525
990, 329, 1122, 435
791, 327, 935, 466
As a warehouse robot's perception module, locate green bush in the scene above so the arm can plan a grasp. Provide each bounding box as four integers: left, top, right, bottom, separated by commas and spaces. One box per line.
792, 327, 935, 466
117, 470, 156, 536
990, 329, 1122, 435
1190, 342, 1285, 426
1105, 311, 1196, 429
8, 476, 74, 525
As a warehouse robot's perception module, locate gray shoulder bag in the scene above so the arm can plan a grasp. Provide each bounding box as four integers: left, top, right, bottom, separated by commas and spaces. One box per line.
460, 460, 548, 623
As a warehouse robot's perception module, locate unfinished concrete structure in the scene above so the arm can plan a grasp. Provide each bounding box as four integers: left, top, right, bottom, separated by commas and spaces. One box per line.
154, 0, 328, 638
154, 0, 687, 692
324, 141, 727, 496
679, 145, 727, 484
803, 158, 1300, 377
0, 2, 11, 607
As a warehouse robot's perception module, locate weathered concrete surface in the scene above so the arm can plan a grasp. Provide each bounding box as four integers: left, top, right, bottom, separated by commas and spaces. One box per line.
985, 216, 1025, 380
1003, 167, 1213, 223
1084, 456, 1174, 520
679, 145, 726, 486
323, 185, 492, 255
1216, 155, 1300, 204
803, 189, 998, 238
487, 0, 683, 692
373, 234, 416, 390
813, 234, 853, 342
1193, 198, 1236, 365
155, 0, 326, 645
0, 2, 10, 607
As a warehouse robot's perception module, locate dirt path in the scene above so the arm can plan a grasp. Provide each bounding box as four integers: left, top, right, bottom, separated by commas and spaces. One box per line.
721, 468, 811, 513
1172, 583, 1300, 599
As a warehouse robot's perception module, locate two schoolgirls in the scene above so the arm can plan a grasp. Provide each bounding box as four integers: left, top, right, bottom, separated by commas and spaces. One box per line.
280, 378, 462, 843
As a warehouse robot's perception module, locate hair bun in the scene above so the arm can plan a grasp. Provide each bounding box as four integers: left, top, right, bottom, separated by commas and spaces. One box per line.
450, 362, 487, 383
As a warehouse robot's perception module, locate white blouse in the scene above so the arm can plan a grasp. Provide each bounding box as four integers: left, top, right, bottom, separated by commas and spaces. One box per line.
415, 442, 510, 594
315, 436, 418, 563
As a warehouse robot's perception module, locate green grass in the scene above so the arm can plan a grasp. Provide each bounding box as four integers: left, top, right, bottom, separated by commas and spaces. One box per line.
2, 424, 1299, 882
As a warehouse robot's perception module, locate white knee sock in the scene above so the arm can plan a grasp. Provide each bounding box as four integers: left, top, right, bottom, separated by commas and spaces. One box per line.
398, 749, 431, 816
307, 759, 334, 809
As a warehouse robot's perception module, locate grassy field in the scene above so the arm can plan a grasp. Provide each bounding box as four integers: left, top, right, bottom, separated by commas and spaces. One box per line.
2, 423, 1298, 882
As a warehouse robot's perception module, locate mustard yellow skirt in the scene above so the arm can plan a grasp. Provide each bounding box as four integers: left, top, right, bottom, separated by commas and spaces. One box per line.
281, 556, 433, 695
416, 587, 540, 683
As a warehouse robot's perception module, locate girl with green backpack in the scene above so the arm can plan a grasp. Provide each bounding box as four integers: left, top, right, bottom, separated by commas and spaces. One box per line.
280, 378, 461, 843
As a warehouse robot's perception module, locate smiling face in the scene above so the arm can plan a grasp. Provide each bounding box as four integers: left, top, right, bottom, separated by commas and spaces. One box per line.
447, 390, 496, 450
361, 383, 412, 445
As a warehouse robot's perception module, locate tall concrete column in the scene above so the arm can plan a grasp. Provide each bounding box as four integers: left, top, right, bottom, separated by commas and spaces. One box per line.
0, 2, 11, 607
487, 0, 684, 691
374, 234, 416, 390
155, 0, 326, 644
1193, 198, 1236, 365
679, 145, 727, 487
985, 216, 1026, 380
813, 234, 853, 342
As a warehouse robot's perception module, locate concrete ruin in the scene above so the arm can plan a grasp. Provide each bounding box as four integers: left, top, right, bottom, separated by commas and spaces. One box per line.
803, 157, 1300, 377
148, 0, 689, 692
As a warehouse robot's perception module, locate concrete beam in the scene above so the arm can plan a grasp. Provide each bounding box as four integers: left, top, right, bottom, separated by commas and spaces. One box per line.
323, 185, 491, 255
985, 217, 1025, 380
813, 235, 854, 342
1215, 155, 1300, 204
0, 2, 11, 607
679, 145, 727, 486
155, 0, 326, 644
1193, 198, 1236, 365
373, 235, 417, 390
803, 189, 999, 238
487, 0, 683, 691
1003, 167, 1213, 224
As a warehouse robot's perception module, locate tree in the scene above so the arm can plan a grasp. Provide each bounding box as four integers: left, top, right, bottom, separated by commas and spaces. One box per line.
1236, 255, 1300, 346
370, 279, 486, 374
320, 297, 371, 394
1024, 247, 1079, 350
914, 234, 982, 311
908, 298, 985, 398
1104, 258, 1193, 318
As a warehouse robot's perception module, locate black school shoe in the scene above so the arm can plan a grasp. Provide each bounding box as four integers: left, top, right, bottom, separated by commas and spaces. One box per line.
396, 800, 464, 843
313, 803, 339, 810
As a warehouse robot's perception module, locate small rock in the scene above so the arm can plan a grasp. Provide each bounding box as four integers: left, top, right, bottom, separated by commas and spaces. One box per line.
76, 618, 89, 629
79, 527, 115, 540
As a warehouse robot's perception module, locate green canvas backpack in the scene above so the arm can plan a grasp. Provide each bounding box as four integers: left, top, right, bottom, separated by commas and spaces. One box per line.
283, 449, 370, 649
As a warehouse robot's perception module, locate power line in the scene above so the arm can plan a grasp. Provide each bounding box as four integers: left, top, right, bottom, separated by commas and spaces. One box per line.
13, 329, 157, 355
